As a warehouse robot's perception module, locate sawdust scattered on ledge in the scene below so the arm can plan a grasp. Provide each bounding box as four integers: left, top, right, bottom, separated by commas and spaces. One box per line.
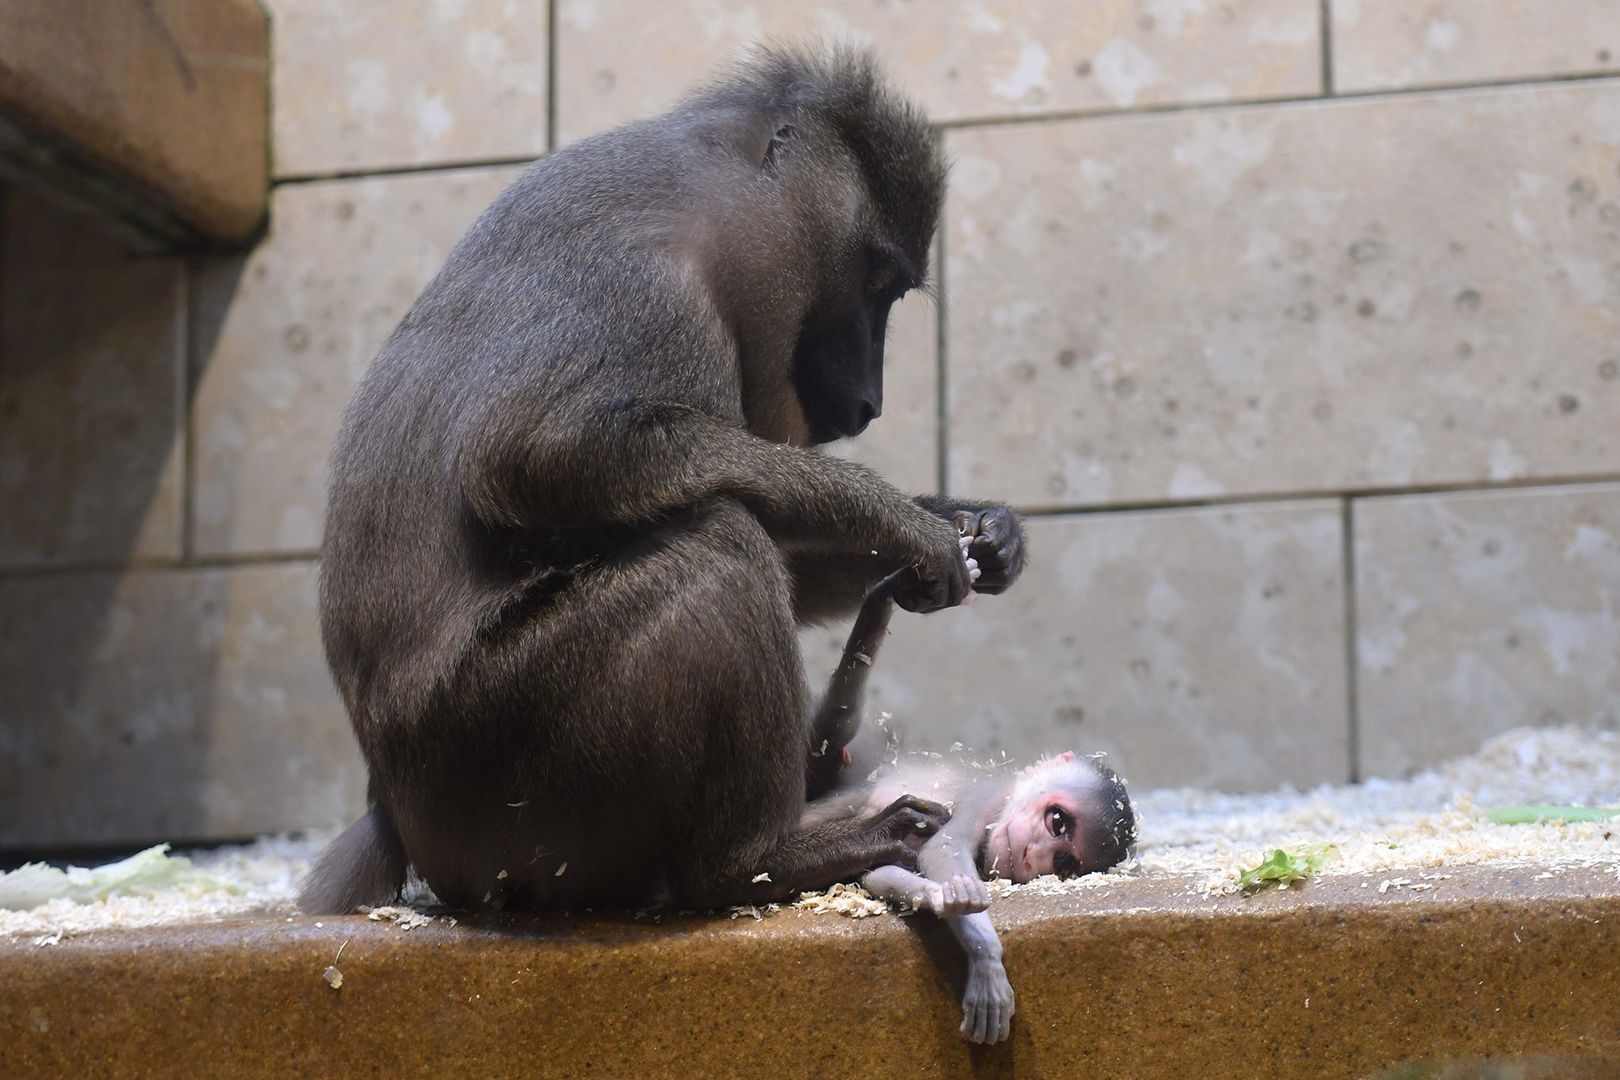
361, 905, 444, 931
5, 725, 1618, 940
787, 725, 1620, 911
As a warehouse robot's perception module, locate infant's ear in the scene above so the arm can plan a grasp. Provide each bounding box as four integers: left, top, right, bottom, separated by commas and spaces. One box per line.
1023, 750, 1077, 776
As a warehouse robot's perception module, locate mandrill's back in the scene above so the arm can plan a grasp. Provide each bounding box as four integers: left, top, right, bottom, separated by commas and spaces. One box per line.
316, 119, 715, 756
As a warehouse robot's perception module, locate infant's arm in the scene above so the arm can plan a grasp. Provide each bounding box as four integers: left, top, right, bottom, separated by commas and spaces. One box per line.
867, 822, 1015, 1044
862, 864, 989, 916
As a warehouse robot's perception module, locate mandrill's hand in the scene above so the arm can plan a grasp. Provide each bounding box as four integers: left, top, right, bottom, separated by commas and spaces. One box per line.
892, 516, 975, 615
950, 505, 1026, 595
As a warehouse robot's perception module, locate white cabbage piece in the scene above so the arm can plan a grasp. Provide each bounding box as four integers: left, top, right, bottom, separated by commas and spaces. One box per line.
0, 844, 239, 910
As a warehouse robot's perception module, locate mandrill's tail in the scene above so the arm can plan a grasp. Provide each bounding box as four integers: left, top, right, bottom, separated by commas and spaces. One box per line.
297, 804, 408, 915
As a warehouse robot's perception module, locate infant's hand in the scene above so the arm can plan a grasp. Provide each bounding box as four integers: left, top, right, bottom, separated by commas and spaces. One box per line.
926, 873, 990, 917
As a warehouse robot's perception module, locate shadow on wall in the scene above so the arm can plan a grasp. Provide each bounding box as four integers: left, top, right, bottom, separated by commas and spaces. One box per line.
0, 184, 245, 852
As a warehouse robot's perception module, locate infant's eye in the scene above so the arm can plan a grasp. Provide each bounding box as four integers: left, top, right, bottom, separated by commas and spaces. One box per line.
1046, 807, 1072, 837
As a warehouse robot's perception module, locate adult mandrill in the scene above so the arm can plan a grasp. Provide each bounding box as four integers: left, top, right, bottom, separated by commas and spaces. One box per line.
300, 44, 1027, 916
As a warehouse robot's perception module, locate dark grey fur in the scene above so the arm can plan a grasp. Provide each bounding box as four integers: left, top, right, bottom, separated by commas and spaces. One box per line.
299, 44, 1027, 916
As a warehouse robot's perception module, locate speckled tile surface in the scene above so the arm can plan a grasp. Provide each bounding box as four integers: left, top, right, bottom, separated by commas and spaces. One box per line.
944, 80, 1620, 508
1357, 483, 1620, 778
803, 502, 1349, 791
267, 0, 548, 176
188, 165, 523, 557
0, 192, 185, 569
554, 0, 1321, 144
0, 563, 359, 848
1334, 1, 1620, 92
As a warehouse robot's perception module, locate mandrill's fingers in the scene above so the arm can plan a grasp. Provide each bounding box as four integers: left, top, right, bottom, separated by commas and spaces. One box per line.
952, 505, 1025, 594
867, 794, 951, 841
893, 521, 973, 614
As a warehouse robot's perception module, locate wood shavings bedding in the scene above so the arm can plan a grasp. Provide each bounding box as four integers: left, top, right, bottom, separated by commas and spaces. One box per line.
5, 725, 1616, 941
800, 725, 1620, 909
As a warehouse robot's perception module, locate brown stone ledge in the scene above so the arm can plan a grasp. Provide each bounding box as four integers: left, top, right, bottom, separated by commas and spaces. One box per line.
3, 865, 1619, 1078
0, 1, 269, 250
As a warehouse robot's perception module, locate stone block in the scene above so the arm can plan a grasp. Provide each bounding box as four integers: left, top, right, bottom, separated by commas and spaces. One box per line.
1355, 483, 1620, 779
267, 0, 548, 176
0, 190, 184, 568
0, 562, 360, 848
0, 0, 269, 245
554, 0, 1321, 144
802, 501, 1349, 791
1334, 1, 1620, 93
944, 82, 1620, 508
189, 166, 522, 557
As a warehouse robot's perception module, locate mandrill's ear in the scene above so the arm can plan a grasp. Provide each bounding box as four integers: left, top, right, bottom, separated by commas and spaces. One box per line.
708, 112, 790, 170
758, 123, 799, 170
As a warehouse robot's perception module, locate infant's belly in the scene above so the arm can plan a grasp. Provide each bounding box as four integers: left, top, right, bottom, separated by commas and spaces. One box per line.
867, 760, 957, 814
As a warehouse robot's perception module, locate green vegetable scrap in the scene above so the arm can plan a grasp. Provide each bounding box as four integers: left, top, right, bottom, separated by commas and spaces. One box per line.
1236, 843, 1339, 893
0, 844, 238, 911
1485, 805, 1620, 825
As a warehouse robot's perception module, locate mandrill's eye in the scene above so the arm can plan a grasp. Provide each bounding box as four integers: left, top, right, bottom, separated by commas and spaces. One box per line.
1046, 806, 1073, 837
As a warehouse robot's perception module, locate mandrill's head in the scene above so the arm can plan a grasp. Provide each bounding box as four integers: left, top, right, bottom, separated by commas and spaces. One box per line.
676, 43, 945, 446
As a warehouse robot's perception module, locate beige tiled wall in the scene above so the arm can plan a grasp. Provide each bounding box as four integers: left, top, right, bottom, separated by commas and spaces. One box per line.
1356, 483, 1620, 779
804, 503, 1350, 791
553, 0, 1323, 144
1333, 1, 1620, 93
0, 563, 356, 848
267, 0, 549, 176
944, 81, 1620, 509
189, 166, 524, 558
4, 3, 1620, 846
0, 194, 185, 569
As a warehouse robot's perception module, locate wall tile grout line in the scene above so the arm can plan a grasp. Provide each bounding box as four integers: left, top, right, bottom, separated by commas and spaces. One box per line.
1320, 0, 1336, 96
545, 0, 559, 154
0, 550, 322, 581
939, 69, 1620, 133
933, 196, 949, 497
178, 260, 195, 565
1009, 469, 1620, 519
260, 77, 1620, 191
274, 155, 542, 187
1341, 495, 1360, 784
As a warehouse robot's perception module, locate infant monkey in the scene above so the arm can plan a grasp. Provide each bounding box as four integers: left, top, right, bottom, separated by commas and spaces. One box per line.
803, 556, 1136, 1044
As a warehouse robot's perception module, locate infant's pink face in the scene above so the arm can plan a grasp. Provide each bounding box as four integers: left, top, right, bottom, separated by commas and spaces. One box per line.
983, 786, 1093, 883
